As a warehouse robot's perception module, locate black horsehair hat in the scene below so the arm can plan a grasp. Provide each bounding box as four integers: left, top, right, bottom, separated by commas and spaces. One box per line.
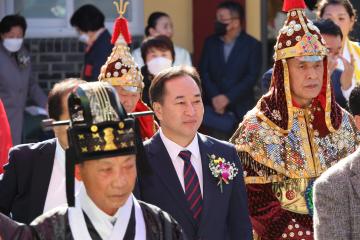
66, 81, 137, 206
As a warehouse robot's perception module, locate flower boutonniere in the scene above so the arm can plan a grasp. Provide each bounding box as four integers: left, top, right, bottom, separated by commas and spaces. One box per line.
16, 51, 30, 69
208, 154, 238, 193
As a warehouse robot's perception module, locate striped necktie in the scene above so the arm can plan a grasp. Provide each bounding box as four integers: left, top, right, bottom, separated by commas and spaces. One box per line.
178, 150, 203, 223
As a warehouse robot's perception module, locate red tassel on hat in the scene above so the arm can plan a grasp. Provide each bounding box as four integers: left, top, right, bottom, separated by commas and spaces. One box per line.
111, 17, 132, 44
282, 0, 306, 12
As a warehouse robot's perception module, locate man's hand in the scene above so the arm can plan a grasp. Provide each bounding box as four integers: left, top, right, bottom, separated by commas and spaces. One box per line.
327, 55, 338, 74
212, 94, 230, 114
340, 54, 355, 91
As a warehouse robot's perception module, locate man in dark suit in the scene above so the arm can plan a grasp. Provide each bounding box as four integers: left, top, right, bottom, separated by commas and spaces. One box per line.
138, 66, 252, 239
0, 78, 84, 224
0, 81, 187, 240
200, 1, 261, 139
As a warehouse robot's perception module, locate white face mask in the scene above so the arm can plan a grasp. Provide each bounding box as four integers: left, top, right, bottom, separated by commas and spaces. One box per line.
78, 33, 89, 44
2, 38, 23, 52
147, 57, 172, 75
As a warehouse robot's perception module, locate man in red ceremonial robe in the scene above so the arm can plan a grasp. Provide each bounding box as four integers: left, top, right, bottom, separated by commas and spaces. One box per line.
230, 0, 360, 239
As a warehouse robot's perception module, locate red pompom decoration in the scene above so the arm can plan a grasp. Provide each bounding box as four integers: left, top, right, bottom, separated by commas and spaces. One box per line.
111, 17, 132, 44
282, 0, 306, 12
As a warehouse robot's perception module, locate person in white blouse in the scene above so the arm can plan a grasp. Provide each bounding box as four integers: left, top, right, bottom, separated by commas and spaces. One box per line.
132, 11, 192, 68
318, 0, 359, 100
0, 78, 84, 224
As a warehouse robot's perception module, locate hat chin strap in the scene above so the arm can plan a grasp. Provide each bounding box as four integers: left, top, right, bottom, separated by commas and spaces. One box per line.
66, 148, 76, 207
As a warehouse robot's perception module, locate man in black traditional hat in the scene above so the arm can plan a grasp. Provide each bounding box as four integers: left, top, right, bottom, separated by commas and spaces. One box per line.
0, 81, 186, 240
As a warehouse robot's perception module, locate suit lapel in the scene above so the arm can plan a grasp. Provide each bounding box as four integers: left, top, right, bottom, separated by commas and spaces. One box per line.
147, 133, 196, 226
350, 153, 360, 198
197, 134, 221, 235
216, 38, 226, 70
350, 174, 360, 199
225, 33, 243, 67
29, 139, 57, 220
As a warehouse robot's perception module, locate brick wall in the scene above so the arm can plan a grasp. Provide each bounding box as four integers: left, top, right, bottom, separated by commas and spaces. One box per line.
24, 36, 143, 93
24, 38, 84, 93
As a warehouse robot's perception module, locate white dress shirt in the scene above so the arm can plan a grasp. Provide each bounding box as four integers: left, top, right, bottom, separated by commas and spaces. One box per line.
159, 128, 203, 195
132, 45, 192, 67
338, 41, 356, 100
43, 138, 81, 213
79, 187, 134, 240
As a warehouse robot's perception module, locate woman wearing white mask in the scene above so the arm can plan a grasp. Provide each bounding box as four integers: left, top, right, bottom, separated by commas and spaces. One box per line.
140, 35, 175, 106
0, 14, 47, 145
133, 12, 191, 68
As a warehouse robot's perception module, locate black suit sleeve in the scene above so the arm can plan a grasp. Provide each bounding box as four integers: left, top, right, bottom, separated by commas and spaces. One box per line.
133, 119, 152, 199
0, 148, 19, 216
227, 146, 253, 239
91, 47, 110, 81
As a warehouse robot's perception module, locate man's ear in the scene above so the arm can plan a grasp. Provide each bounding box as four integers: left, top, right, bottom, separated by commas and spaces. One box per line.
74, 164, 82, 181
152, 102, 162, 121
354, 115, 360, 131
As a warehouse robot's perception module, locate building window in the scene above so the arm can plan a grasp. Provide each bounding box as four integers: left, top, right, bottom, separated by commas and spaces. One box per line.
3, 0, 144, 38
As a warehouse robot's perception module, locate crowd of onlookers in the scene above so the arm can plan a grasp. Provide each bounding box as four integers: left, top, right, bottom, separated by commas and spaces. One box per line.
1, 0, 359, 150
0, 1, 262, 163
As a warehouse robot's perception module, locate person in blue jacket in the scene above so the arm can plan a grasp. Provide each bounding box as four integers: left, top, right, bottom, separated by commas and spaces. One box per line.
70, 4, 113, 82
199, 1, 261, 140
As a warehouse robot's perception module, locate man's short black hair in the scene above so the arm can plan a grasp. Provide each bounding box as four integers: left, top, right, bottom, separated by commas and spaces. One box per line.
349, 86, 360, 116
217, 1, 244, 20
48, 78, 85, 120
0, 14, 27, 35
313, 19, 343, 40
70, 4, 105, 32
149, 66, 202, 105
